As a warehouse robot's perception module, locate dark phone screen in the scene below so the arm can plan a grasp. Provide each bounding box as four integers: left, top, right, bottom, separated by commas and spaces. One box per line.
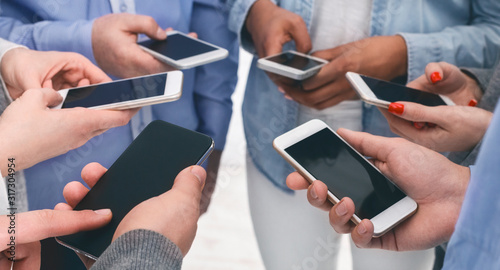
57, 121, 213, 258
361, 75, 447, 106
266, 52, 324, 71
139, 33, 217, 61
285, 128, 405, 219
62, 73, 168, 108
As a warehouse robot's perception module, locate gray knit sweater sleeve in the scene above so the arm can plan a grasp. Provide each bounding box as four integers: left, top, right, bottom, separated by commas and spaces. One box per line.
91, 229, 183, 270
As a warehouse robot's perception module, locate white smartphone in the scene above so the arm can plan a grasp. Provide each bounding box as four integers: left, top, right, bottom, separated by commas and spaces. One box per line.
346, 72, 455, 108
54, 71, 183, 110
138, 30, 228, 70
273, 119, 417, 237
257, 50, 328, 80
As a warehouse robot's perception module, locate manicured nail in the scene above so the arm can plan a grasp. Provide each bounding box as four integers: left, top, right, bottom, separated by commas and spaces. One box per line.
191, 166, 205, 185
388, 103, 404, 115
427, 123, 436, 128
413, 122, 425, 129
335, 201, 347, 216
94, 209, 112, 216
310, 186, 318, 199
357, 223, 367, 235
468, 99, 478, 107
430, 72, 442, 84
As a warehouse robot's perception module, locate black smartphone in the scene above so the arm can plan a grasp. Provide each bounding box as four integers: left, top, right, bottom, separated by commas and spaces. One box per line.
56, 120, 213, 259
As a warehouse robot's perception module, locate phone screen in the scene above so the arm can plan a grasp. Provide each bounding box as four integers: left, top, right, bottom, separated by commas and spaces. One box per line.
62, 73, 168, 108
267, 52, 324, 71
361, 75, 447, 106
57, 121, 213, 259
285, 128, 406, 219
139, 33, 217, 61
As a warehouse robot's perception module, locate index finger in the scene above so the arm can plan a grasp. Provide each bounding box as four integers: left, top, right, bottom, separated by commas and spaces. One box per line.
337, 128, 397, 162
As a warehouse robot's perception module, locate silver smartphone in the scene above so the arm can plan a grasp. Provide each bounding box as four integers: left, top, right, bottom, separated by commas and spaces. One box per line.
54, 71, 183, 110
257, 50, 328, 80
273, 119, 417, 237
346, 72, 454, 108
56, 120, 214, 259
138, 30, 228, 70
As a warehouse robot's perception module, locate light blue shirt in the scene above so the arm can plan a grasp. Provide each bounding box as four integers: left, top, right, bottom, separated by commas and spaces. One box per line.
0, 0, 238, 210
227, 0, 500, 192
443, 99, 500, 269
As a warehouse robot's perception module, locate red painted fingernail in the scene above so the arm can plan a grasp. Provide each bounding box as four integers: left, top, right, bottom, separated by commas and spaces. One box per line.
388, 103, 404, 115
413, 122, 425, 129
427, 123, 437, 128
468, 99, 478, 107
430, 72, 442, 84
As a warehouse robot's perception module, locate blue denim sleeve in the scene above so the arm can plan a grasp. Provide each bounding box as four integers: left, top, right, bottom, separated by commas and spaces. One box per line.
399, 0, 500, 82
443, 102, 500, 269
191, 0, 239, 150
0, 17, 96, 62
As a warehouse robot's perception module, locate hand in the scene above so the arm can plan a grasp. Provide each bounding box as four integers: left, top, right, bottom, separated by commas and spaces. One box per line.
0, 206, 111, 269
0, 88, 137, 176
245, 0, 311, 58
407, 62, 483, 106
380, 102, 492, 152
278, 36, 408, 110
92, 13, 174, 78
0, 48, 110, 99
62, 162, 206, 257
286, 128, 470, 251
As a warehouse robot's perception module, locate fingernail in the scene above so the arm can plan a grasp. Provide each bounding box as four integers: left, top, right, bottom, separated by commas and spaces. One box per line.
413, 122, 425, 129
310, 186, 318, 199
156, 27, 166, 38
335, 201, 347, 216
191, 166, 205, 185
388, 102, 404, 115
277, 87, 285, 94
427, 123, 437, 128
357, 223, 367, 235
430, 72, 442, 84
94, 209, 111, 216
468, 99, 478, 107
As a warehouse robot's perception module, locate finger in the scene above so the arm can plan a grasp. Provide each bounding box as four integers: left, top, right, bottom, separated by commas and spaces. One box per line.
69, 109, 135, 137
350, 219, 377, 248
8, 209, 112, 245
301, 61, 341, 91
387, 102, 449, 127
81, 162, 108, 188
77, 78, 91, 87
306, 181, 332, 211
161, 166, 206, 205
188, 32, 198, 39
54, 202, 73, 211
311, 46, 345, 62
8, 242, 41, 269
286, 171, 310, 190
62, 181, 90, 208
287, 17, 312, 54
424, 62, 444, 84
328, 197, 356, 234
25, 88, 63, 108
124, 14, 166, 40
337, 128, 396, 162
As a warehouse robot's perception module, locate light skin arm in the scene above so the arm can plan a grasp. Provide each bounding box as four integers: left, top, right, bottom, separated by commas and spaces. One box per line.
286, 128, 470, 251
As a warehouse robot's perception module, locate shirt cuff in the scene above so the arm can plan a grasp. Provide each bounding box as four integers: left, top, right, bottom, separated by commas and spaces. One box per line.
228, 0, 259, 54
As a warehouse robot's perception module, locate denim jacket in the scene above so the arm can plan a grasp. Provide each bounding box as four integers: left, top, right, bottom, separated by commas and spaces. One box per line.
228, 0, 500, 192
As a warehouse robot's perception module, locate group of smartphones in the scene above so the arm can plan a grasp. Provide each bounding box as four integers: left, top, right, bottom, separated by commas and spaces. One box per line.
54, 31, 454, 260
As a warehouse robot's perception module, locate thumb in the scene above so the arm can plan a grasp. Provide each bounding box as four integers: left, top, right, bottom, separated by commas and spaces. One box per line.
124, 14, 166, 40
23, 88, 63, 108
3, 209, 112, 247
161, 166, 206, 206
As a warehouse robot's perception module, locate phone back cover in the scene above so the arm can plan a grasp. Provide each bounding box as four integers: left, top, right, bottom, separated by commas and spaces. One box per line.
57, 120, 213, 258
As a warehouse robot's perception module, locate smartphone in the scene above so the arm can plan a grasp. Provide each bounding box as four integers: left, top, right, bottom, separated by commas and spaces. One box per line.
53, 71, 183, 110
56, 120, 214, 259
273, 119, 417, 237
138, 30, 229, 69
257, 50, 328, 80
346, 72, 455, 108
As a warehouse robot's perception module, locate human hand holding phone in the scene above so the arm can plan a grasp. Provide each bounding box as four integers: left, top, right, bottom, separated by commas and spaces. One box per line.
92, 13, 175, 78
407, 62, 483, 106
0, 48, 110, 100
286, 128, 470, 251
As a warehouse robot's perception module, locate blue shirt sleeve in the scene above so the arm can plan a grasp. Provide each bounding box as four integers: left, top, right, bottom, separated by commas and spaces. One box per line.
0, 17, 96, 62
443, 100, 500, 269
191, 0, 239, 150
